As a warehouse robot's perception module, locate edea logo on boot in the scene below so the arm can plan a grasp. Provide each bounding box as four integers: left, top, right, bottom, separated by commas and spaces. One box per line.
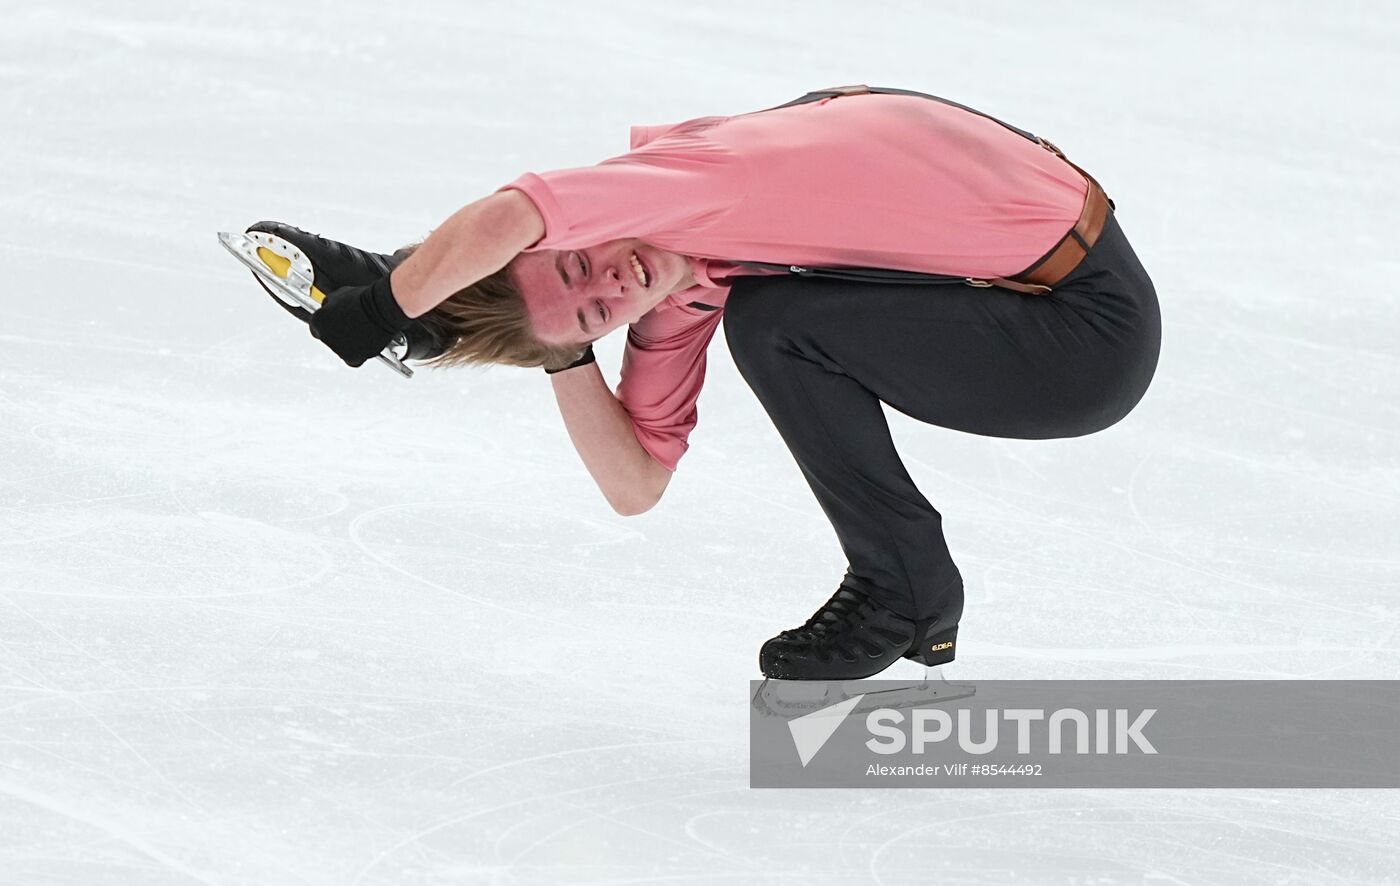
750, 679, 1400, 789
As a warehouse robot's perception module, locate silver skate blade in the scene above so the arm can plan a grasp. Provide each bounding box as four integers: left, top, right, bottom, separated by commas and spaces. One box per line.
752, 671, 977, 718
217, 230, 319, 311
217, 231, 413, 379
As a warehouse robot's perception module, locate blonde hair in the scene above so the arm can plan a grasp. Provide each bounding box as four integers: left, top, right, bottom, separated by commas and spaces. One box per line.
407, 251, 587, 371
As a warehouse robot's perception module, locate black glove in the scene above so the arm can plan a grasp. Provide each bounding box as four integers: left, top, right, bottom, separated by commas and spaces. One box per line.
544, 345, 596, 375
309, 275, 413, 367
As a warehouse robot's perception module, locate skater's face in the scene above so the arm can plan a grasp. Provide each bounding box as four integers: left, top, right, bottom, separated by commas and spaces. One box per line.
510, 239, 695, 345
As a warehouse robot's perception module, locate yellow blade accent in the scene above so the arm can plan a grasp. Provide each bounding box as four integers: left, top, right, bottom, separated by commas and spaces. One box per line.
255, 246, 291, 278
256, 246, 327, 305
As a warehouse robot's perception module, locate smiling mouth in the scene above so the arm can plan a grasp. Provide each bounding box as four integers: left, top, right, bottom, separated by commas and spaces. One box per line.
629, 251, 650, 288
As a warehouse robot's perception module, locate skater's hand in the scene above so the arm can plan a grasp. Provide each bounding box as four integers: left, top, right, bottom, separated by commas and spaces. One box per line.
309, 275, 413, 367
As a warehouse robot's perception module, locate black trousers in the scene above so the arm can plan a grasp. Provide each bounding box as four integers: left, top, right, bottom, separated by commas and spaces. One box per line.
723, 212, 1161, 625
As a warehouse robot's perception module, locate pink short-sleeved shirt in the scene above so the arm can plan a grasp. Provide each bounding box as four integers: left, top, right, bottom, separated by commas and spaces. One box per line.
497, 92, 1089, 471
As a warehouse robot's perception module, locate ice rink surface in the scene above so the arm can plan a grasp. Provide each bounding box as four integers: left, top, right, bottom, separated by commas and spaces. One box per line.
2, 1, 1397, 883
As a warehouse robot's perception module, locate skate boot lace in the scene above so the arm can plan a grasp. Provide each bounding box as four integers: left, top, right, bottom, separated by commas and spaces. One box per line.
782, 587, 866, 636
774, 587, 911, 663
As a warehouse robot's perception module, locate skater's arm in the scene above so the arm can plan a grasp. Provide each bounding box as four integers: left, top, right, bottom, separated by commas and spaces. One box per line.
549, 364, 672, 516
390, 190, 544, 318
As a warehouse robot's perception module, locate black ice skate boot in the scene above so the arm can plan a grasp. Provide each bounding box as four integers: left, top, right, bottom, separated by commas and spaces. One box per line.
244, 221, 449, 361
759, 586, 959, 680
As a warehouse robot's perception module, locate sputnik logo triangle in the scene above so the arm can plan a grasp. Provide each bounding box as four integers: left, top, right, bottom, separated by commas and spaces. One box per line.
787, 694, 866, 767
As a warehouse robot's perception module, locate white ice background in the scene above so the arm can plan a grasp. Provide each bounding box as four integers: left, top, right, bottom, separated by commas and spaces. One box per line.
2, 1, 1398, 883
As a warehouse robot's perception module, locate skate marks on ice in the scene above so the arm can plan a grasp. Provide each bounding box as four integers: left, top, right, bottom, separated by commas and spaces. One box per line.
895, 434, 1399, 678
337, 492, 789, 690
344, 498, 651, 625
0, 388, 352, 607
2, 507, 334, 603
0, 777, 222, 886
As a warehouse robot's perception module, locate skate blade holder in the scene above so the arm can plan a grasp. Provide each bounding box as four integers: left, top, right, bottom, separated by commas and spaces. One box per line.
217, 230, 413, 379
